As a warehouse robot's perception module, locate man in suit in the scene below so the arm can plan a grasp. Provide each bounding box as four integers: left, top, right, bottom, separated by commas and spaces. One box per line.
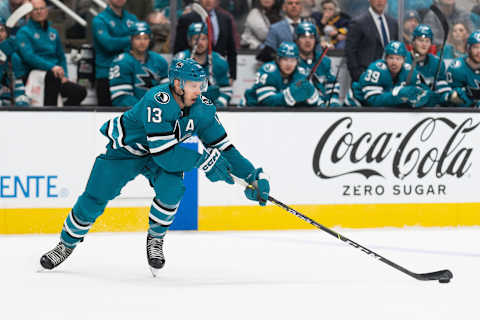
345, 0, 399, 82
174, 0, 237, 80
256, 0, 304, 63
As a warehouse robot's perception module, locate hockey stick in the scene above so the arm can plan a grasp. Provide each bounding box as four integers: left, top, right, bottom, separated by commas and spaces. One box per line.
308, 46, 329, 81
92, 0, 107, 9
49, 0, 87, 27
430, 4, 449, 91
191, 18, 207, 57
326, 57, 345, 108
232, 176, 453, 283
6, 2, 33, 28
406, 52, 419, 85
192, 3, 215, 85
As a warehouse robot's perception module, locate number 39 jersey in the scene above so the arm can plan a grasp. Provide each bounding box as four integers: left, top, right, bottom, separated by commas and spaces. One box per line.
346, 59, 421, 107
98, 83, 255, 177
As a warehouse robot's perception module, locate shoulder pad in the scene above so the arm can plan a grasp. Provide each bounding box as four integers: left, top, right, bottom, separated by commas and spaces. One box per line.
262, 62, 277, 73
190, 95, 217, 120
144, 87, 178, 121
451, 58, 463, 69
199, 95, 214, 106
113, 53, 125, 62
175, 51, 188, 60
375, 61, 388, 70
297, 66, 309, 76
404, 63, 412, 71
212, 51, 227, 63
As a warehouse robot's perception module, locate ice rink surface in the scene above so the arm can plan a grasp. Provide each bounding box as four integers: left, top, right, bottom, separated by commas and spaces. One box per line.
1, 227, 479, 320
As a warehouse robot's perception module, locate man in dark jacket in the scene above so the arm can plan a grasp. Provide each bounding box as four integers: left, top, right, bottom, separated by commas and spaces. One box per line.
345, 0, 399, 82
174, 0, 237, 80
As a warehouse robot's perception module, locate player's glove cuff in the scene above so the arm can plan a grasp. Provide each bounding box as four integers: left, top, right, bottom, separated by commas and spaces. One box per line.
282, 87, 296, 106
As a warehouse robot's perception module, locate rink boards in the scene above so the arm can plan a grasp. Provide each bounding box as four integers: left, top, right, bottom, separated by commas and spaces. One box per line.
1, 109, 480, 234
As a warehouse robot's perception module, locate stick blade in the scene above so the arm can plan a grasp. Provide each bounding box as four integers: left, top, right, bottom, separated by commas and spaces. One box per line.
415, 269, 453, 282
6, 2, 33, 28
192, 3, 208, 21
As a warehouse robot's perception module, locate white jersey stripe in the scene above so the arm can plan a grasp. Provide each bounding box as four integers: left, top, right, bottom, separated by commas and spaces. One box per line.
149, 139, 178, 154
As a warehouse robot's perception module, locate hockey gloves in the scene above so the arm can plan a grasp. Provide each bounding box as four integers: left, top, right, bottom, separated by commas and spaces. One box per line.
396, 85, 430, 108
283, 79, 316, 105
196, 149, 234, 184
244, 168, 270, 206
411, 87, 432, 108
449, 88, 473, 107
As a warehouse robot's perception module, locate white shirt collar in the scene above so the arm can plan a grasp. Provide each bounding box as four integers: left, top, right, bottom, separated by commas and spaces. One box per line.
369, 6, 385, 20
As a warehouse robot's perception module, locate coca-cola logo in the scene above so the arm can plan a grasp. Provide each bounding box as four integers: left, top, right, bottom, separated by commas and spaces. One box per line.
312, 117, 479, 180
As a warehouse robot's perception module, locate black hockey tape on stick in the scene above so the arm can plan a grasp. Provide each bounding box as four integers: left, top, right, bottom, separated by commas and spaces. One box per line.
232, 175, 454, 283
430, 4, 449, 91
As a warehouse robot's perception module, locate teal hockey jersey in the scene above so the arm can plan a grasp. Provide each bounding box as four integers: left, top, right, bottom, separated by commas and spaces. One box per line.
298, 51, 341, 107
243, 61, 319, 107
100, 83, 255, 177
345, 59, 423, 107
0, 37, 28, 106
410, 53, 452, 106
109, 51, 169, 107
447, 57, 480, 107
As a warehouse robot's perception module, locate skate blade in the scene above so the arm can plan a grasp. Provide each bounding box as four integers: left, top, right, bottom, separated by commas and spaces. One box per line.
149, 266, 160, 278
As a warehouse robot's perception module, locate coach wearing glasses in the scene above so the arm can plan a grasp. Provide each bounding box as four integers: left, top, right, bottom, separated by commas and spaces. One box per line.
15, 0, 86, 106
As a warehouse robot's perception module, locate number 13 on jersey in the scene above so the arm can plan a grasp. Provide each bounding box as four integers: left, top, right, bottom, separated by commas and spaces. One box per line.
147, 107, 162, 123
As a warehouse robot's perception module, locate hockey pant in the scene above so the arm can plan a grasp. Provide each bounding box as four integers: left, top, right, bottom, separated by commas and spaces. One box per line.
60, 149, 186, 248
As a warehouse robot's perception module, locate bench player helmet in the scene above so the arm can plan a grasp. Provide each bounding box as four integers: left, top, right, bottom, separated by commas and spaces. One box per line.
130, 21, 151, 37
187, 22, 208, 40
467, 30, 480, 50
276, 41, 299, 59
295, 21, 318, 39
412, 24, 433, 42
384, 41, 408, 58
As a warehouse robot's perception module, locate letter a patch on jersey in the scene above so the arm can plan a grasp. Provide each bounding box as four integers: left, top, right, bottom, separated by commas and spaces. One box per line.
186, 119, 195, 131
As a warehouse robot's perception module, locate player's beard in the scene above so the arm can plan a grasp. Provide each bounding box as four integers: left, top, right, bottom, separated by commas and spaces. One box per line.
468, 51, 480, 65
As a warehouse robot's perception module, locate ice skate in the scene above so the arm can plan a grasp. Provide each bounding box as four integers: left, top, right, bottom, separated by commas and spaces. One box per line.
40, 242, 74, 270
146, 234, 165, 277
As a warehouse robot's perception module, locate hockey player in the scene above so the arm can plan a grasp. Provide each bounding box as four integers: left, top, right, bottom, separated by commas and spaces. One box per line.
40, 58, 270, 276
92, 0, 138, 106
0, 17, 28, 106
408, 24, 452, 107
109, 22, 169, 107
345, 41, 432, 108
174, 22, 232, 107
295, 22, 341, 107
243, 41, 320, 107
446, 30, 480, 108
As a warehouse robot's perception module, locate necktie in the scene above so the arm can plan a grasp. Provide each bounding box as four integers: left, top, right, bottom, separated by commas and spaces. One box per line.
379, 15, 389, 47
292, 22, 298, 34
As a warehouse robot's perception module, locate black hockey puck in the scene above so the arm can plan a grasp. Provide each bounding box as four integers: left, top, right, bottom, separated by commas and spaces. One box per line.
439, 279, 450, 283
